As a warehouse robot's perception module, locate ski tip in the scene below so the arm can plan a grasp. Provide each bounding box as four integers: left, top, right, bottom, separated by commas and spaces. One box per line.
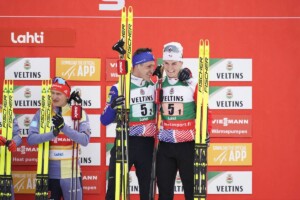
128, 6, 133, 15
122, 6, 126, 14
200, 39, 209, 45
205, 39, 209, 46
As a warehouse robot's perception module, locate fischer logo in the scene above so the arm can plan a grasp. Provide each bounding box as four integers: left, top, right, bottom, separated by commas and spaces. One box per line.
99, 0, 125, 11
11, 31, 44, 44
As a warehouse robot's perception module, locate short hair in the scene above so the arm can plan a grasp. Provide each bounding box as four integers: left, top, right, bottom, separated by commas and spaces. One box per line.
133, 48, 152, 56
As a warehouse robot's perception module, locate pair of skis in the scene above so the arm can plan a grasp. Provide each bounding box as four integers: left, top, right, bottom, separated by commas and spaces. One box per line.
35, 80, 52, 200
194, 39, 210, 200
113, 6, 133, 200
0, 80, 14, 200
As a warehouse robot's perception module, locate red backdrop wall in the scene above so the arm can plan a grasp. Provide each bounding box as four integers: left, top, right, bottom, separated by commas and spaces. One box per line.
0, 0, 300, 199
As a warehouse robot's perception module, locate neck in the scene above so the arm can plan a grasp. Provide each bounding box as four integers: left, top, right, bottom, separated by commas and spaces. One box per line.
132, 68, 142, 79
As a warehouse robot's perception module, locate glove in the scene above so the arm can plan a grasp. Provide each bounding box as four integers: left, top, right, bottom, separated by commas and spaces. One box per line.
152, 64, 163, 79
6, 140, 17, 152
178, 68, 192, 82
52, 114, 65, 136
0, 136, 7, 146
112, 39, 126, 55
53, 128, 60, 137
68, 91, 82, 104
110, 96, 125, 109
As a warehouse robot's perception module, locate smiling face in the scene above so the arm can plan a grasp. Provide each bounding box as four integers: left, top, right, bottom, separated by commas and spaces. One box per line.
163, 60, 183, 78
133, 60, 156, 81
51, 90, 68, 107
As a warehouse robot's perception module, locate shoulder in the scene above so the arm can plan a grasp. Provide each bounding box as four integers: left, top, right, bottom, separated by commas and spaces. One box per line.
80, 109, 90, 122
186, 77, 197, 85
185, 78, 197, 91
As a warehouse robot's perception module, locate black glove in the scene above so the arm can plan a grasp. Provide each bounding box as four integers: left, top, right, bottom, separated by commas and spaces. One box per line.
110, 95, 125, 109
112, 39, 126, 55
68, 91, 82, 104
52, 114, 65, 136
178, 68, 192, 82
152, 64, 163, 79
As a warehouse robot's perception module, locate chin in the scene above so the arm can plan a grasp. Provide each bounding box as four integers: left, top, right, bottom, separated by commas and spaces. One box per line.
53, 103, 62, 107
167, 74, 176, 78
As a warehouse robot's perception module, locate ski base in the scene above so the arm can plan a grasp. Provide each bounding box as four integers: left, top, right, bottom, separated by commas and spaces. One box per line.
115, 109, 129, 200
194, 144, 208, 200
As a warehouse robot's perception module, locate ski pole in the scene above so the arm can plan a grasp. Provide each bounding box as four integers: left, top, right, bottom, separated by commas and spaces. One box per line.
149, 65, 163, 200
71, 90, 82, 200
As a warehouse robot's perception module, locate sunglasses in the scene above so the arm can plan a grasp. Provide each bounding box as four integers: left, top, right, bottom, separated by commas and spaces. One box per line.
52, 77, 70, 89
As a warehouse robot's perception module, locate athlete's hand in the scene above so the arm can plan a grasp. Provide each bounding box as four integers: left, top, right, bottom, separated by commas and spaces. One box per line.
7, 140, 17, 152
152, 64, 163, 79
178, 68, 192, 82
0, 136, 7, 146
68, 91, 82, 104
52, 114, 65, 133
111, 96, 125, 110
53, 128, 60, 137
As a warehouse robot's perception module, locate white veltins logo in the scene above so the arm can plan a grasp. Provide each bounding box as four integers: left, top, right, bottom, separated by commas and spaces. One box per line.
11, 32, 44, 44
99, 0, 125, 11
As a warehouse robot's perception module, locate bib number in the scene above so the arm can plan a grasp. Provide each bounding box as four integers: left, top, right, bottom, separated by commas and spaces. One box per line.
132, 103, 154, 117
162, 103, 184, 116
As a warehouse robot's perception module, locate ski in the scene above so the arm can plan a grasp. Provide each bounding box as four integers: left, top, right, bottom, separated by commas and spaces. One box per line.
149, 66, 163, 200
194, 39, 210, 200
35, 79, 52, 200
113, 5, 133, 200
0, 80, 14, 200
